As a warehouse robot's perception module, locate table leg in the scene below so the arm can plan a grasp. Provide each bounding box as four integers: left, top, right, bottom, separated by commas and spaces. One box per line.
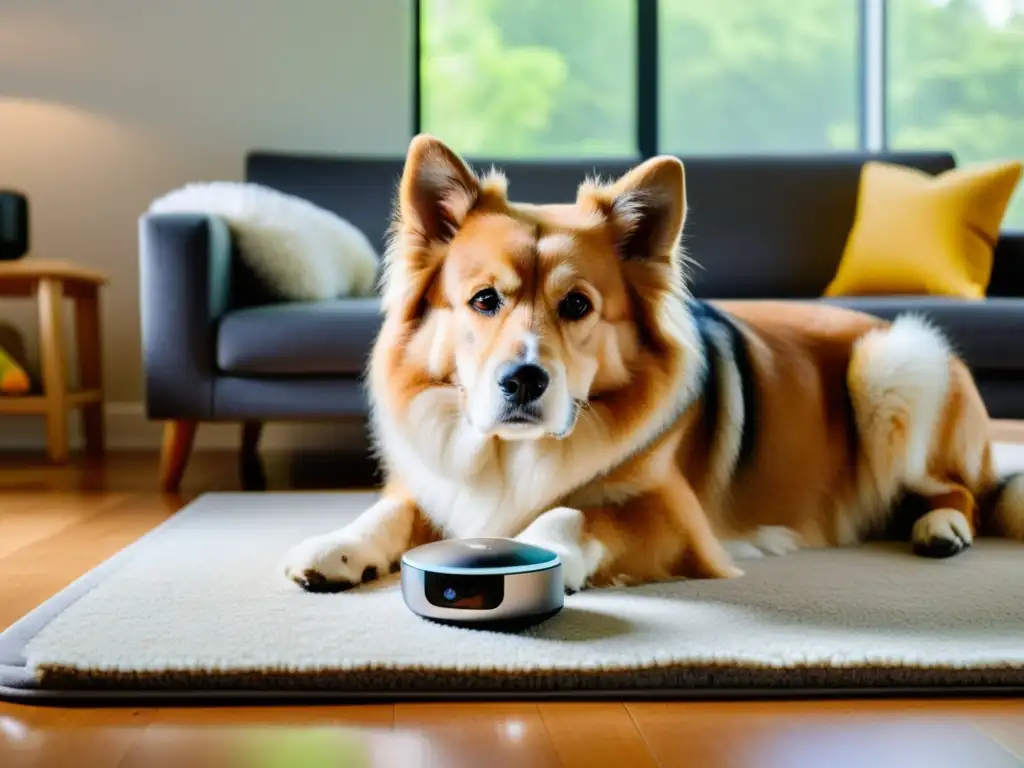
37, 278, 69, 463
74, 285, 105, 454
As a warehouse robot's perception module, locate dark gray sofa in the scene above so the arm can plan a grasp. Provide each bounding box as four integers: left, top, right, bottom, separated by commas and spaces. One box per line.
139, 150, 1024, 491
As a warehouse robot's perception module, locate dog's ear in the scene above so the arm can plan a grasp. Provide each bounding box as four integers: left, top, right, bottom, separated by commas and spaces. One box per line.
398, 134, 482, 244
583, 156, 687, 264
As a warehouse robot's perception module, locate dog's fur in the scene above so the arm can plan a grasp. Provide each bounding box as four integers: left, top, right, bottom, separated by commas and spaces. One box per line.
283, 135, 1024, 594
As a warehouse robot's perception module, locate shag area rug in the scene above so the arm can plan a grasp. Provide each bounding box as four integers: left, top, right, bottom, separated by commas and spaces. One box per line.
3, 473, 1024, 703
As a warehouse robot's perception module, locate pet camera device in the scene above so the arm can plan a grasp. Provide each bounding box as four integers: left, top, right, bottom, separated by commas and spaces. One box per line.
400, 538, 564, 631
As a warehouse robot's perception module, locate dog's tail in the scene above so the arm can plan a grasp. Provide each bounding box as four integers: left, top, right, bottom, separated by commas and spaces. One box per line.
983, 472, 1024, 540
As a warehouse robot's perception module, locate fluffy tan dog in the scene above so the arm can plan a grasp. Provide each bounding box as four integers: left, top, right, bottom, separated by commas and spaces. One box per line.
283, 135, 1024, 593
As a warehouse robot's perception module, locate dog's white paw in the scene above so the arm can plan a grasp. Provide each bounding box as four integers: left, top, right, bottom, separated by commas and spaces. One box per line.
752, 526, 802, 556
912, 508, 973, 559
547, 541, 591, 594
722, 526, 801, 561
282, 530, 392, 592
515, 506, 601, 594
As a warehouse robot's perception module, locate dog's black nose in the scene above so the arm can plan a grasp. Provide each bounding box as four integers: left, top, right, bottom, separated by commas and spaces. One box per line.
498, 363, 549, 404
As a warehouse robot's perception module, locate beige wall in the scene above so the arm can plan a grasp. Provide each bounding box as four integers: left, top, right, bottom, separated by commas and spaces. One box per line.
0, 0, 411, 444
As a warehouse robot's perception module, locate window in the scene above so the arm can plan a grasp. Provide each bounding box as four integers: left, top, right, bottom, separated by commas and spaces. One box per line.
658, 0, 859, 153
417, 0, 1023, 223
888, 0, 1024, 226
418, 0, 636, 158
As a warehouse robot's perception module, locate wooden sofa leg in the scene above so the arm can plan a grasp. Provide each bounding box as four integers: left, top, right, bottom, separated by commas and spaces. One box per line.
160, 420, 198, 493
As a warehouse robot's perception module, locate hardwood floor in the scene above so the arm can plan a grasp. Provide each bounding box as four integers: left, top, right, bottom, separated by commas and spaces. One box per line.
1, 445, 1023, 767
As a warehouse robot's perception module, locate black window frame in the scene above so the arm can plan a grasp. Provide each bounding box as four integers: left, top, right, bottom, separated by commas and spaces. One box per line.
413, 0, 893, 157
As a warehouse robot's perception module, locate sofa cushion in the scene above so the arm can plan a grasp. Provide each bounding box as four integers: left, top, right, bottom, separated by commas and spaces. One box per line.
217, 298, 381, 376
820, 296, 1024, 372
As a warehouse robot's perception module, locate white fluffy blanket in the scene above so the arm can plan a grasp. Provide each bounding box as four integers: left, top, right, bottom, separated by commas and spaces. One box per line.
149, 181, 380, 301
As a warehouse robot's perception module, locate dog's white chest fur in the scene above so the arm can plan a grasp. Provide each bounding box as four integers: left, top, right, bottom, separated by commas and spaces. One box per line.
387, 423, 568, 538
371, 385, 597, 537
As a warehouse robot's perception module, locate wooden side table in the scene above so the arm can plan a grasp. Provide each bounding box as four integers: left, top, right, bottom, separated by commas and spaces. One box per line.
0, 258, 107, 462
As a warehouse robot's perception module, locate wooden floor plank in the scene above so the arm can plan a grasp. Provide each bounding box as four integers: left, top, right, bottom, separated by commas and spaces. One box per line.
0, 705, 155, 768
395, 702, 562, 767
627, 702, 1023, 768
149, 704, 395, 727
118, 724, 398, 768
538, 702, 659, 768
0, 493, 127, 561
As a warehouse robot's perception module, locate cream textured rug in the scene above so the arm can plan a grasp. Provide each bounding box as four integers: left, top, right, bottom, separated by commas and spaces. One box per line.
3, 478, 1024, 702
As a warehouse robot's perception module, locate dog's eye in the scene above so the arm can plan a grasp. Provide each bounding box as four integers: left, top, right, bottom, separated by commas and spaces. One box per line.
559, 291, 592, 321
469, 288, 501, 315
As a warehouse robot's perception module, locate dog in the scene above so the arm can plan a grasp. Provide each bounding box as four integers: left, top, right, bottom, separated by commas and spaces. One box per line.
283, 134, 1024, 594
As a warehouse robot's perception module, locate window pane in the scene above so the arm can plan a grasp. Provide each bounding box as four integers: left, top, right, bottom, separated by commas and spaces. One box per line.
888, 0, 1024, 227
658, 0, 859, 154
420, 0, 636, 157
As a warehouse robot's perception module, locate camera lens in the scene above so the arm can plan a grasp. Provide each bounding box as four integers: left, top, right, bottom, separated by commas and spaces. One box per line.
423, 572, 504, 610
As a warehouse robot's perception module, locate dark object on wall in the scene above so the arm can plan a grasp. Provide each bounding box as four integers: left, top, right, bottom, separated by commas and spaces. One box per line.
0, 192, 29, 261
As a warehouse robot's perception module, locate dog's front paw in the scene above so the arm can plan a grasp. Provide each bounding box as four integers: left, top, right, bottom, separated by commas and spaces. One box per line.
722, 526, 801, 561
752, 526, 802, 556
515, 506, 600, 594
912, 508, 973, 559
282, 530, 391, 593
547, 541, 591, 595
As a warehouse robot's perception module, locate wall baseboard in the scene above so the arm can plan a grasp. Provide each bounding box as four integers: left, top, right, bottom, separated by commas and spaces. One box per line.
0, 401, 370, 453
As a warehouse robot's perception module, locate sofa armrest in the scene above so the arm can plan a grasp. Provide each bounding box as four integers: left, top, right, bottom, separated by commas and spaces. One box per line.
990, 229, 1024, 298
138, 213, 233, 420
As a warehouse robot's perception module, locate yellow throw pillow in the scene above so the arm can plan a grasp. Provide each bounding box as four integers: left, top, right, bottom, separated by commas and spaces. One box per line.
825, 159, 1022, 299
